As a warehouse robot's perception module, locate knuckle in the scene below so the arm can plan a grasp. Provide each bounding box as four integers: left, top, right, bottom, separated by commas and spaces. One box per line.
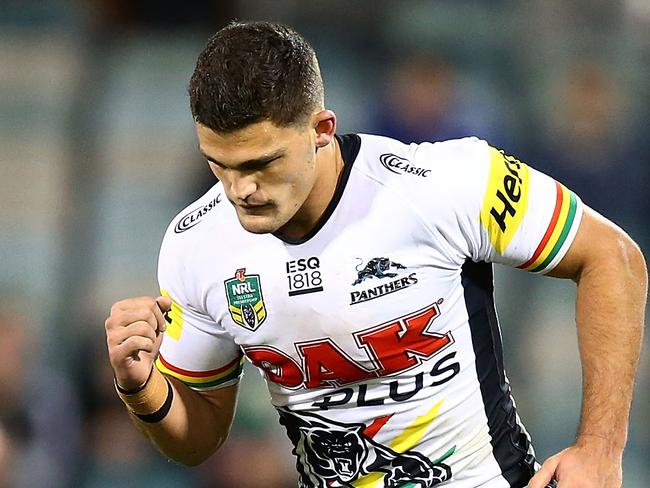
121, 336, 138, 350
140, 296, 157, 307
135, 322, 155, 337
107, 349, 121, 365
137, 307, 154, 319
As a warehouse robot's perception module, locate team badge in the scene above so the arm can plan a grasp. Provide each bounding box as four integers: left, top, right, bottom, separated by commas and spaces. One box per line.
350, 257, 418, 305
224, 268, 267, 330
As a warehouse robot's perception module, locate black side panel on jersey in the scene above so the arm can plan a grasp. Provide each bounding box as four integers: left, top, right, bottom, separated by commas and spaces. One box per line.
275, 133, 361, 245
461, 260, 536, 487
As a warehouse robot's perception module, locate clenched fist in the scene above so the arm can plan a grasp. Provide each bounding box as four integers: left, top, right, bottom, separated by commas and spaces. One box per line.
105, 296, 172, 391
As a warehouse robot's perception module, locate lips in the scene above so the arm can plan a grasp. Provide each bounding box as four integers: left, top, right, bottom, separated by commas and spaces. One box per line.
237, 203, 271, 214
239, 203, 267, 209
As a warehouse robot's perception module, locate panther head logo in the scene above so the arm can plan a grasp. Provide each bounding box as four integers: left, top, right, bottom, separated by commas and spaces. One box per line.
280, 409, 452, 488
352, 257, 407, 286
300, 425, 367, 482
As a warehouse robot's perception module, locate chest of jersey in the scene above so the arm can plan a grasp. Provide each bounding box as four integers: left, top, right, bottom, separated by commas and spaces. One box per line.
198, 173, 469, 394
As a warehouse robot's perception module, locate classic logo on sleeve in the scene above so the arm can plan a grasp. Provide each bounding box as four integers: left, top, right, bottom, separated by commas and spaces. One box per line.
174, 194, 222, 233
480, 147, 530, 254
224, 268, 267, 331
379, 154, 431, 177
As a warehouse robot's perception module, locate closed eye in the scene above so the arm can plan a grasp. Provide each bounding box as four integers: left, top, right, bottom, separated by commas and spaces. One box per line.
209, 160, 227, 170
200, 149, 284, 172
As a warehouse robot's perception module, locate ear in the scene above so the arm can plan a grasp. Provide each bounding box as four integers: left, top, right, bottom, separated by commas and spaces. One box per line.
312, 109, 337, 148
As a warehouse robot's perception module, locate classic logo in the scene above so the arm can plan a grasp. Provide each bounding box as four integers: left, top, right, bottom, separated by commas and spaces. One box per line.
174, 194, 222, 233
224, 268, 267, 331
379, 153, 431, 177
351, 257, 417, 305
278, 409, 452, 487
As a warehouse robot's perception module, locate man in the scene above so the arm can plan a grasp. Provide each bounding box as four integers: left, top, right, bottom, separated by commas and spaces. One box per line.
104, 21, 647, 487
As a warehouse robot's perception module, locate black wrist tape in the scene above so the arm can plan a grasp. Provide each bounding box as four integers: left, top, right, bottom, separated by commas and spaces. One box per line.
134, 377, 174, 423
115, 367, 154, 395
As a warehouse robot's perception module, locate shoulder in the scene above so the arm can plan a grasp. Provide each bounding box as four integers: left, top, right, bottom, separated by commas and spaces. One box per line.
158, 182, 229, 270
353, 133, 492, 196
169, 183, 226, 235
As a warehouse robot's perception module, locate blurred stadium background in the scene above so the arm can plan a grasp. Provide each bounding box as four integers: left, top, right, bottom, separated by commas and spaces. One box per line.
0, 0, 648, 486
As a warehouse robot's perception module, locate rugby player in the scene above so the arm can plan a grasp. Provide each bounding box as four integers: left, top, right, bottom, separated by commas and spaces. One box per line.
104, 22, 647, 487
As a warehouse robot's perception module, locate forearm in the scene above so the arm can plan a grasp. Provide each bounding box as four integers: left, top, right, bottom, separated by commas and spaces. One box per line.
118, 368, 238, 465
573, 231, 646, 450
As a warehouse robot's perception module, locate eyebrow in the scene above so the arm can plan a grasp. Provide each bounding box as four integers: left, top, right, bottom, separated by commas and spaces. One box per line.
200, 148, 284, 170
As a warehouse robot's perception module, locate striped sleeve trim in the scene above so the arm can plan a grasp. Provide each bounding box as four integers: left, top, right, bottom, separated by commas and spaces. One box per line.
155, 353, 244, 389
518, 181, 580, 273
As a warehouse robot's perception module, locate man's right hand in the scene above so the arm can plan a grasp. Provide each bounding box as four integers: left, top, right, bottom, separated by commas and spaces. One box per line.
105, 296, 172, 391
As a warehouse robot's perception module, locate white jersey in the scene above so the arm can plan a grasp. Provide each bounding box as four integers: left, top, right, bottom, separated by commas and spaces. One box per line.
156, 134, 583, 487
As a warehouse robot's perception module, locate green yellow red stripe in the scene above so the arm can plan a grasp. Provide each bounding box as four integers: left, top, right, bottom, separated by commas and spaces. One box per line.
155, 353, 244, 388
518, 181, 578, 273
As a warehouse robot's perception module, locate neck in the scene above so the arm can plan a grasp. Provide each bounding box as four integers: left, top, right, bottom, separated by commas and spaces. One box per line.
277, 136, 343, 240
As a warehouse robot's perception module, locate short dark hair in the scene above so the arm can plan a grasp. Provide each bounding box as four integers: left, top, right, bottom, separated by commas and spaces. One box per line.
189, 21, 324, 132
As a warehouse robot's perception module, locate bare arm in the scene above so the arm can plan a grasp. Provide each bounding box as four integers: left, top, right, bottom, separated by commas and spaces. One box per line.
106, 296, 239, 466
127, 373, 238, 466
529, 207, 647, 487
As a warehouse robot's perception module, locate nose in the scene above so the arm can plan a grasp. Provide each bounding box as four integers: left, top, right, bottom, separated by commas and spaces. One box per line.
228, 173, 258, 202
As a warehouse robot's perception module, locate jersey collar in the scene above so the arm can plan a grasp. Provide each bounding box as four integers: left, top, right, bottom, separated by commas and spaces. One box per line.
274, 133, 361, 245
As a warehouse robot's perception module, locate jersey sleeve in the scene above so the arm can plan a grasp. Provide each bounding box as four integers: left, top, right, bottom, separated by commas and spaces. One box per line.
422, 137, 584, 273
155, 229, 244, 390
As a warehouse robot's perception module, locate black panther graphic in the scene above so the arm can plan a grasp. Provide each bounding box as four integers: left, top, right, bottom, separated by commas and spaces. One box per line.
352, 257, 407, 286
278, 409, 451, 487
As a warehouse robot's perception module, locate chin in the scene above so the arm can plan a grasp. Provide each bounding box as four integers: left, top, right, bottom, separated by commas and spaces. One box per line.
237, 215, 282, 235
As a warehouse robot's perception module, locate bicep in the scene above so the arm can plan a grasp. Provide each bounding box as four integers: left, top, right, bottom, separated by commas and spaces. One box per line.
194, 382, 240, 425
166, 376, 240, 445
546, 206, 641, 280
190, 382, 240, 446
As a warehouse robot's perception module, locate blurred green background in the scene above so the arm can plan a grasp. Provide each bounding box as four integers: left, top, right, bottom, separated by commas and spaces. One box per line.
0, 1, 648, 486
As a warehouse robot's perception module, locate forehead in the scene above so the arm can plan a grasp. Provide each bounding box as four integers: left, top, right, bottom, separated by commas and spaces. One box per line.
197, 120, 303, 164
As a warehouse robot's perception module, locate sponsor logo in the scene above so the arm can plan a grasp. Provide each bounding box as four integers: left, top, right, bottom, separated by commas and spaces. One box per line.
174, 194, 222, 233
480, 148, 530, 254
278, 409, 452, 487
286, 256, 323, 296
379, 153, 431, 177
224, 268, 267, 331
244, 302, 451, 389
350, 257, 417, 305
311, 351, 460, 410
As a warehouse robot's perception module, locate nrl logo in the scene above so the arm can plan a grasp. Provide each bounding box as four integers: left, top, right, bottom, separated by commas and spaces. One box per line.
224, 268, 267, 331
